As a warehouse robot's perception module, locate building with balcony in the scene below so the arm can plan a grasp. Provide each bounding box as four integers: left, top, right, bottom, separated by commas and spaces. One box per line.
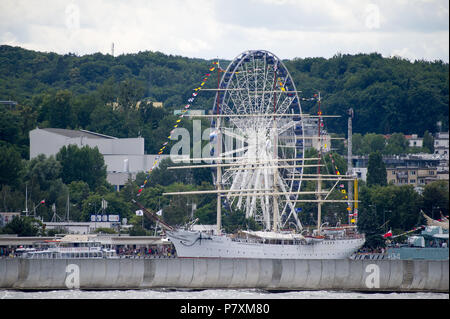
386, 167, 438, 186
349, 153, 447, 186
405, 134, 423, 148
434, 132, 449, 157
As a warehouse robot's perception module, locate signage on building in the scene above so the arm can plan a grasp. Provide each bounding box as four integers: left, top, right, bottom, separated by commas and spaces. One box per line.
90, 214, 120, 222
108, 215, 119, 222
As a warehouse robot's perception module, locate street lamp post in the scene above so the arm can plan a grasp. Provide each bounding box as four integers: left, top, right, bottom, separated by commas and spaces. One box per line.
33, 199, 46, 219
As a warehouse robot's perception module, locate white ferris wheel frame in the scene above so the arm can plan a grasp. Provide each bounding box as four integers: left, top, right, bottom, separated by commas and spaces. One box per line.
211, 50, 306, 231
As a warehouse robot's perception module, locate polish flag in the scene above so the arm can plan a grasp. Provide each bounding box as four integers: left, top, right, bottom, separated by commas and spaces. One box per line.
40, 199, 46, 204
383, 230, 393, 238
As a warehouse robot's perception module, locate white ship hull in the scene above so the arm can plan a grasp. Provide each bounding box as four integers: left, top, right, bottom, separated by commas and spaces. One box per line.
167, 229, 365, 259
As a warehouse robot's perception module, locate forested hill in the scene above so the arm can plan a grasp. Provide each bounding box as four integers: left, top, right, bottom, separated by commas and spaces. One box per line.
0, 45, 216, 109
1, 45, 448, 157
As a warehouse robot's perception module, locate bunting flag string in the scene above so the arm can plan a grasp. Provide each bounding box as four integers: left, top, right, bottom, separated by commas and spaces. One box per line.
136, 61, 219, 197
328, 153, 353, 221
383, 214, 449, 239
382, 225, 424, 239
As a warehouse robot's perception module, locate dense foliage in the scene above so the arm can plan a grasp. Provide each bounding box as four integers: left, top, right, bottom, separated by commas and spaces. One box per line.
366, 152, 387, 187
0, 45, 448, 241
1, 46, 448, 158
285, 53, 449, 135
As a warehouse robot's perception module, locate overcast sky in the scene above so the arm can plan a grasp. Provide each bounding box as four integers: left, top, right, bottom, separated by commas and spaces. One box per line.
0, 0, 448, 62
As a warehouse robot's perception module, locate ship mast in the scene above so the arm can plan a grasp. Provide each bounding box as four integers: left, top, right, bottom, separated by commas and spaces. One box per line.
316, 92, 323, 235
215, 61, 222, 235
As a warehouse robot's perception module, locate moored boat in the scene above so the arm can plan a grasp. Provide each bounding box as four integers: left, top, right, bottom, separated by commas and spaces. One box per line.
18, 235, 117, 259
167, 228, 364, 259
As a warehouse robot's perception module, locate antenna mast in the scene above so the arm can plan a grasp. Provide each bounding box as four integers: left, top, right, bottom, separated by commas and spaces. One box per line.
347, 108, 354, 224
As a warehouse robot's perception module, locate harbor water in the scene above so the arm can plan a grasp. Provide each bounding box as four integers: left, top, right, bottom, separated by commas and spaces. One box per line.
1, 289, 447, 299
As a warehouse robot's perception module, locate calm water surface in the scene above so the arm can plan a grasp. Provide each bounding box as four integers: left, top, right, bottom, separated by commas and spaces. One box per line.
0, 289, 448, 299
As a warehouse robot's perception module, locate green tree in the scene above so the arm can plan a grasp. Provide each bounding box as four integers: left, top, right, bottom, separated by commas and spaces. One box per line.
364, 133, 386, 154
357, 202, 385, 249
351, 133, 386, 155
358, 184, 424, 244
80, 193, 102, 221
0, 216, 40, 236
351, 133, 364, 155
422, 130, 434, 153
102, 192, 132, 221
384, 133, 408, 155
0, 185, 24, 212
56, 144, 107, 190
161, 183, 198, 226
422, 180, 449, 218
38, 90, 74, 129
117, 79, 145, 111
66, 181, 90, 221
0, 144, 24, 188
87, 104, 125, 138
366, 152, 387, 187
25, 154, 62, 191
194, 200, 217, 225
0, 107, 22, 145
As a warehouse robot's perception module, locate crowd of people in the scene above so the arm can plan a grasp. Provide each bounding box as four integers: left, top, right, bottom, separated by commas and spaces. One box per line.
0, 247, 14, 258
115, 245, 177, 258
0, 245, 177, 258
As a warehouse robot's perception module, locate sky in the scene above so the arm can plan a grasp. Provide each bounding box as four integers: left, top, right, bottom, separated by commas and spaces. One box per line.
0, 0, 448, 62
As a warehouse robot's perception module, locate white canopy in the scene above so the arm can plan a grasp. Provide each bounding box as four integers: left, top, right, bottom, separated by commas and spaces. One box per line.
241, 230, 304, 240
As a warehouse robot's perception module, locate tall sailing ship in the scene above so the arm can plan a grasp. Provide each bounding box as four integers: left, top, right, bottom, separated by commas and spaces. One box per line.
138, 50, 365, 259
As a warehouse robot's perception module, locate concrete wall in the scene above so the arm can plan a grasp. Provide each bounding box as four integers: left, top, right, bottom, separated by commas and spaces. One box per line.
104, 154, 170, 173
30, 129, 68, 159
82, 138, 144, 156
29, 128, 144, 159
0, 258, 447, 292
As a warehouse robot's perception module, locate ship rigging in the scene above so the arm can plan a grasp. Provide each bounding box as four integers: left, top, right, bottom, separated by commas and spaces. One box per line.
134, 50, 365, 259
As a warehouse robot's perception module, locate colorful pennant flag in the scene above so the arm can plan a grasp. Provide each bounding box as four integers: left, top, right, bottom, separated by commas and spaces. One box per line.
136, 61, 219, 196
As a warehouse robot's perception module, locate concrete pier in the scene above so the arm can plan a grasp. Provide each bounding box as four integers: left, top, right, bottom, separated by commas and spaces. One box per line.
0, 258, 448, 292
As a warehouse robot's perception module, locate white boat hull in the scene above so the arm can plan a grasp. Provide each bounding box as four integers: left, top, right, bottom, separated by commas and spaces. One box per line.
167, 230, 365, 259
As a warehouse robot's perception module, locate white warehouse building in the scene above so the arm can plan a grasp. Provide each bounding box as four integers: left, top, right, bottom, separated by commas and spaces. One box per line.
29, 128, 169, 190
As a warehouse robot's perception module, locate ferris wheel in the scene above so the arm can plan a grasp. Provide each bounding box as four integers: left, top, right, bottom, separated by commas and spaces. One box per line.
210, 50, 306, 231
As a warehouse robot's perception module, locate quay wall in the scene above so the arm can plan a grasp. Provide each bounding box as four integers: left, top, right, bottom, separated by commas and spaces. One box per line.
0, 258, 448, 292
